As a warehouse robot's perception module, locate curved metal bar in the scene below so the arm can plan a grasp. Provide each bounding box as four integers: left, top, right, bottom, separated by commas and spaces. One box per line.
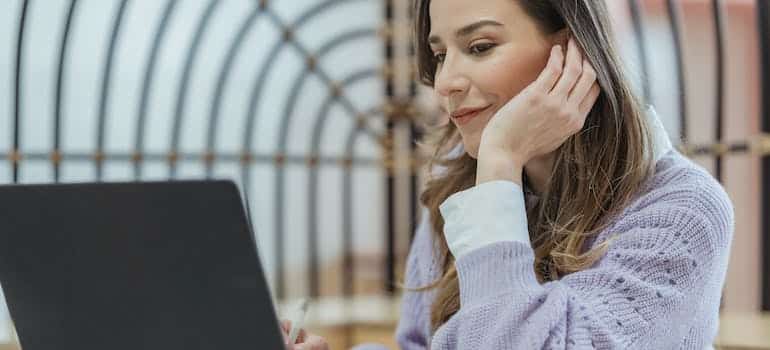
54, 0, 80, 182
628, 0, 651, 104
278, 67, 377, 298
13, 0, 31, 183
95, 0, 129, 180
406, 2, 420, 245
711, 0, 726, 181
308, 107, 383, 297
280, 48, 381, 139
758, 0, 770, 312
239, 37, 284, 244
308, 80, 381, 298
383, 0, 396, 295
244, 3, 376, 157
240, 35, 283, 155
277, 28, 378, 155
665, 0, 688, 143
133, 0, 178, 179
240, 0, 373, 157
340, 106, 381, 297
169, 0, 220, 178
204, 4, 265, 178
407, 123, 418, 243
306, 105, 381, 298
304, 29, 379, 146
292, 0, 365, 28
239, 3, 376, 297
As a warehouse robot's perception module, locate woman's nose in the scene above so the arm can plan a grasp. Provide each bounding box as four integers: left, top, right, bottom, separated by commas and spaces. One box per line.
434, 61, 470, 97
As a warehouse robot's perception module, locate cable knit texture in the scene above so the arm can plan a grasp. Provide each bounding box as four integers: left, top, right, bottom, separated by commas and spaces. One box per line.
353, 149, 734, 350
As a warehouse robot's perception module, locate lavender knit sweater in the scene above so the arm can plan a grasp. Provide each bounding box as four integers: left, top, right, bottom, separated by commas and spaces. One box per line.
354, 149, 734, 349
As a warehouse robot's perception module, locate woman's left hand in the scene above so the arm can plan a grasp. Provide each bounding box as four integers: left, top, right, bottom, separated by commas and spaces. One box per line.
476, 37, 600, 185
280, 319, 330, 350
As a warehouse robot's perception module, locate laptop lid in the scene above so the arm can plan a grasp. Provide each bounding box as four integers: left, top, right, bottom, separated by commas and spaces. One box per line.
0, 180, 285, 350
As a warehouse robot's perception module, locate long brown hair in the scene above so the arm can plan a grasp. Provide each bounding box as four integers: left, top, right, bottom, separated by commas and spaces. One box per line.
412, 0, 656, 333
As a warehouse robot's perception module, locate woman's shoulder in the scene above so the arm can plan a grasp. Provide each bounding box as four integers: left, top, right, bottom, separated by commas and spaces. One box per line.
618, 149, 734, 237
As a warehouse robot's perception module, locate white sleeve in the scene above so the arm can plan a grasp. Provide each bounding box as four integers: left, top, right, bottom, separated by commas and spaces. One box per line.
438, 180, 530, 259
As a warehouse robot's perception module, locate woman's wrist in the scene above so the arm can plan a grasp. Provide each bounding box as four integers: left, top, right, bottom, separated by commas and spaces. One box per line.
475, 150, 525, 186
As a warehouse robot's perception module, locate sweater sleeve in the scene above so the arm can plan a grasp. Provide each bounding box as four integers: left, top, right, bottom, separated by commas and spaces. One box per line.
393, 207, 433, 350
433, 184, 734, 349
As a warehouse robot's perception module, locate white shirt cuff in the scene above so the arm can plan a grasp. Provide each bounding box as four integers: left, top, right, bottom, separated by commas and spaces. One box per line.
438, 180, 530, 259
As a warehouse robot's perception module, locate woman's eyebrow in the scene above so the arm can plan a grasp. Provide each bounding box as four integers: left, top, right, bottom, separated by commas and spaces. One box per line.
428, 19, 504, 44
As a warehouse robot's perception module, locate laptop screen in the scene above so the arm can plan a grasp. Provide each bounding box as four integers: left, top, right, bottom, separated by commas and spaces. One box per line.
0, 180, 284, 350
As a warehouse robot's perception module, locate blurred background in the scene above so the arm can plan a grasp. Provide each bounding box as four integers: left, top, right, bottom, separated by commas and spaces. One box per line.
0, 0, 768, 349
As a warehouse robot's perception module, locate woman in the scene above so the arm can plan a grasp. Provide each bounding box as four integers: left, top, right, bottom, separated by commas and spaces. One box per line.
284, 0, 734, 348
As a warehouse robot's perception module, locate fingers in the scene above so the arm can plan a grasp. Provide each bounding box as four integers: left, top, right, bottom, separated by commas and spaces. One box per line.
281, 320, 291, 346
294, 335, 329, 350
568, 59, 597, 105
579, 82, 601, 116
551, 37, 583, 97
280, 319, 307, 344
532, 45, 564, 93
299, 328, 309, 343
281, 320, 291, 333
289, 328, 307, 344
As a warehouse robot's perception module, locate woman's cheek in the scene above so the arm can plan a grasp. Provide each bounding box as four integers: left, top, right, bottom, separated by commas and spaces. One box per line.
496, 51, 549, 99
482, 64, 528, 101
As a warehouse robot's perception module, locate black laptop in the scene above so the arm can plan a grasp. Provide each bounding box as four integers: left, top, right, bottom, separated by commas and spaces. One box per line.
0, 180, 285, 349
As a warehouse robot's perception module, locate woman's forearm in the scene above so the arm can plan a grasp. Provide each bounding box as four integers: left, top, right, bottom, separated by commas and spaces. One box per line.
475, 151, 525, 186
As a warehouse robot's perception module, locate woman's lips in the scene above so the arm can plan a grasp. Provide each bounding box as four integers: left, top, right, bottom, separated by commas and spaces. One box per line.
452, 106, 490, 126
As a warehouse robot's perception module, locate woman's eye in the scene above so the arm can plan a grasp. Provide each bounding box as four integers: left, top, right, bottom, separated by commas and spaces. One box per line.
434, 53, 446, 63
469, 43, 495, 55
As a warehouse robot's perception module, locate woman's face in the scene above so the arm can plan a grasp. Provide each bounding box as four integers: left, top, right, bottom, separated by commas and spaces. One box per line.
428, 0, 558, 158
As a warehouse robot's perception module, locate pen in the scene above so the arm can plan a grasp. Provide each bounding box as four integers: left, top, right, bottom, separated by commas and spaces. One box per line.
288, 298, 309, 345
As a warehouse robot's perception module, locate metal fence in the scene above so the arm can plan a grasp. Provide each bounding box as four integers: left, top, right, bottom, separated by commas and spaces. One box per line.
2, 0, 420, 305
